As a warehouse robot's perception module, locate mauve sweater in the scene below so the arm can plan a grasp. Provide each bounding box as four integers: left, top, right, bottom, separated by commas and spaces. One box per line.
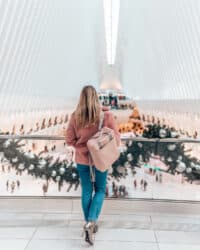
65, 106, 121, 165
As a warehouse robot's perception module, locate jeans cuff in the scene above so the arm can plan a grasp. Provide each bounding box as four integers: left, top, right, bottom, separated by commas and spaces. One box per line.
87, 218, 97, 222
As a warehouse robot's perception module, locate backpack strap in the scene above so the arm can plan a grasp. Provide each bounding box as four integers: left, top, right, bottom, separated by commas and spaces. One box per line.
89, 110, 105, 190
89, 111, 104, 189
98, 111, 105, 131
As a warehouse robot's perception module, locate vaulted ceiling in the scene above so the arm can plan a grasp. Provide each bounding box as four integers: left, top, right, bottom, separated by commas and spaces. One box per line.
117, 0, 200, 99
0, 0, 200, 109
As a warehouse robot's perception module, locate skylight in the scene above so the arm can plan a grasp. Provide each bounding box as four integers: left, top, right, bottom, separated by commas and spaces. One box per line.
103, 0, 120, 65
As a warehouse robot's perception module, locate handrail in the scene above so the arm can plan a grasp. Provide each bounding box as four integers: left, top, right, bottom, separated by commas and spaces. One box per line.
0, 134, 199, 143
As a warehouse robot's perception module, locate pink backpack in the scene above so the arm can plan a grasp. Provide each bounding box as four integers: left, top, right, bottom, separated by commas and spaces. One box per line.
87, 111, 120, 181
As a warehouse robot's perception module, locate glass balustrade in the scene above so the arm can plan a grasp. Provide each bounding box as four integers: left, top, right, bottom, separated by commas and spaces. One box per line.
0, 135, 199, 201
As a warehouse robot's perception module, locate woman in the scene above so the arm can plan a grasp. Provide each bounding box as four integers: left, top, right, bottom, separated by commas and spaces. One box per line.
65, 85, 121, 245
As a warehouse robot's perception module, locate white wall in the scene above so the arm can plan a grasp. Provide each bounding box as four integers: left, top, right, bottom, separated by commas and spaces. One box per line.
117, 0, 200, 99
0, 0, 105, 107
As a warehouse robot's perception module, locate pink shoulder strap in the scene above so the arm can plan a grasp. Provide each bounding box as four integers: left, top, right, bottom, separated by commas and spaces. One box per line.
98, 111, 105, 131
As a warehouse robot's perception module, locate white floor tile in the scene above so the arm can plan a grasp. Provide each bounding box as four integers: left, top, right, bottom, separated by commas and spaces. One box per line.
0, 227, 35, 239
151, 215, 200, 224
14, 213, 44, 220
0, 199, 72, 213
0, 213, 44, 227
69, 213, 84, 220
0, 213, 16, 220
42, 213, 70, 221
95, 228, 156, 242
68, 220, 84, 228
0, 239, 29, 250
66, 227, 85, 240
101, 214, 151, 222
93, 241, 159, 250
155, 231, 200, 244
159, 243, 200, 250
41, 213, 69, 227
65, 239, 95, 249
33, 227, 69, 239
26, 239, 67, 250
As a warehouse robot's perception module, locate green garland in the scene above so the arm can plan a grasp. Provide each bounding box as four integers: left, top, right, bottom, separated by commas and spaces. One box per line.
0, 122, 200, 189
111, 124, 200, 182
0, 135, 80, 188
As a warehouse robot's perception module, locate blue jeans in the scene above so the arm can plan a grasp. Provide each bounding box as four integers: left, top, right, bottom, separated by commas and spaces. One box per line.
77, 164, 108, 222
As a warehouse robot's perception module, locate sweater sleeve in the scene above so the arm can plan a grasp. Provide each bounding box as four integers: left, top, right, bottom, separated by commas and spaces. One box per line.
65, 114, 77, 147
65, 114, 89, 153
105, 112, 121, 147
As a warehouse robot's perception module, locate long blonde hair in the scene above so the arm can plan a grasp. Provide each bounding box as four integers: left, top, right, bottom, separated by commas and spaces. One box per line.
74, 85, 101, 128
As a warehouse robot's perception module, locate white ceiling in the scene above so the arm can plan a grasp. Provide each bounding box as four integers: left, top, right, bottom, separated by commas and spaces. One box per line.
0, 0, 200, 109
117, 0, 200, 99
0, 0, 106, 104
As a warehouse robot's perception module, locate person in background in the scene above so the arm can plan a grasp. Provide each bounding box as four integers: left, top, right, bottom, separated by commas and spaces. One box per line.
16, 180, 20, 189
6, 180, 9, 191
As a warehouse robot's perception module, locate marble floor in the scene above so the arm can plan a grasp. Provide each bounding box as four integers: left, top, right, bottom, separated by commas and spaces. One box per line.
0, 198, 200, 250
